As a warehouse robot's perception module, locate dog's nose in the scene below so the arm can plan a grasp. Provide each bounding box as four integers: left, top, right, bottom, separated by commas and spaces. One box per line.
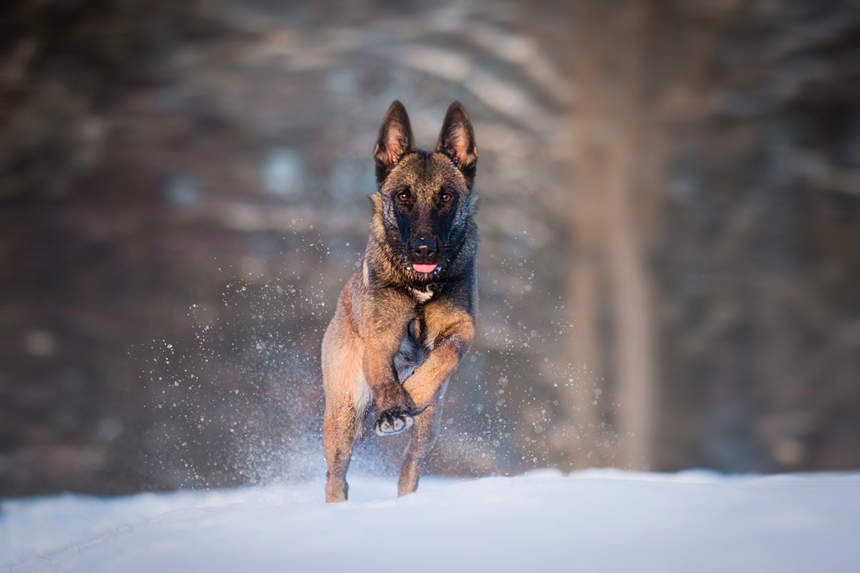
411, 237, 437, 258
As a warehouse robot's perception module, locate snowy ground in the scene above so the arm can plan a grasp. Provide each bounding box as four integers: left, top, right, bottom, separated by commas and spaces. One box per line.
2, 469, 859, 573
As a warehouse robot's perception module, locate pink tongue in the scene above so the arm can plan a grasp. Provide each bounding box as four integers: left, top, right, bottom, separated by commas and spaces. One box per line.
413, 264, 438, 273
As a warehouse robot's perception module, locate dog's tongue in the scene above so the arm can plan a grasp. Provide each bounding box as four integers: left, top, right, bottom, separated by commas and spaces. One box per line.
413, 264, 437, 274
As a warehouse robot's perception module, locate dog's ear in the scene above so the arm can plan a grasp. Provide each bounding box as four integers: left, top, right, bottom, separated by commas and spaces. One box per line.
374, 100, 416, 184
436, 101, 477, 186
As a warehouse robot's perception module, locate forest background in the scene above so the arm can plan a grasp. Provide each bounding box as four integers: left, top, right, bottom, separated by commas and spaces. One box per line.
1, 0, 859, 496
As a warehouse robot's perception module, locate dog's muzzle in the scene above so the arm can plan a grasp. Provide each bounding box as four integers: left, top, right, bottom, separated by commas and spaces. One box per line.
410, 237, 440, 273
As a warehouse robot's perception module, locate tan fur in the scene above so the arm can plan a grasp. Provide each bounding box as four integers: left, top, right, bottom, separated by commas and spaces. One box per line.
322, 272, 474, 502
402, 301, 474, 408
322, 100, 479, 502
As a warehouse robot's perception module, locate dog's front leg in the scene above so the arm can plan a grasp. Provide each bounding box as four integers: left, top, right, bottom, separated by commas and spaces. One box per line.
398, 381, 448, 496
362, 313, 416, 436
401, 337, 469, 410
402, 303, 475, 411
395, 330, 471, 496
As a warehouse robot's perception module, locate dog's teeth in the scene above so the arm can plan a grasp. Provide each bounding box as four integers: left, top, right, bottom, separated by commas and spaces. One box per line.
393, 418, 404, 431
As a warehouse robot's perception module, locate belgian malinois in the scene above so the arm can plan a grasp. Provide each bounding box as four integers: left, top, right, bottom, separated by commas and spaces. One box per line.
322, 100, 479, 502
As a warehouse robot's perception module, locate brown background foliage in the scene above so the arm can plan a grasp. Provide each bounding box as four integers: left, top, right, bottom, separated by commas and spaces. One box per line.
1, 0, 858, 496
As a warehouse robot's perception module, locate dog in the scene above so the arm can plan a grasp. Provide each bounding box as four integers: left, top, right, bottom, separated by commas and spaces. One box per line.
321, 100, 479, 502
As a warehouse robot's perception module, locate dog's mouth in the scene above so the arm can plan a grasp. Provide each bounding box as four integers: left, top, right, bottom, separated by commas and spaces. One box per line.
404, 237, 444, 274
412, 263, 438, 273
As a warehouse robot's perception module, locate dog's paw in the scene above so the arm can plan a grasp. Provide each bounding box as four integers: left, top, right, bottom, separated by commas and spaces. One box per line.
374, 408, 414, 436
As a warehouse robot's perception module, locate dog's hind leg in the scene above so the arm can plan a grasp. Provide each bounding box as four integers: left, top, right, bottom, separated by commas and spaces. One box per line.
323, 395, 361, 503
322, 310, 369, 503
398, 380, 448, 497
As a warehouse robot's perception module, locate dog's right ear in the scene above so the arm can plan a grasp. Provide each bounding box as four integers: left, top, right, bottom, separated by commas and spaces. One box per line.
373, 100, 416, 184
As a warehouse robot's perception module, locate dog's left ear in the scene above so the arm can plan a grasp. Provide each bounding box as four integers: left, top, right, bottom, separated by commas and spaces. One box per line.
436, 101, 478, 187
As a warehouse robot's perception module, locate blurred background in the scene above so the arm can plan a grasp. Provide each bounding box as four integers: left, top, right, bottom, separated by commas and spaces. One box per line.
1, 0, 859, 497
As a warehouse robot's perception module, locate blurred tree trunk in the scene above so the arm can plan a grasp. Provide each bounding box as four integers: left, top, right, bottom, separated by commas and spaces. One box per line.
562, 0, 737, 471
564, 0, 655, 470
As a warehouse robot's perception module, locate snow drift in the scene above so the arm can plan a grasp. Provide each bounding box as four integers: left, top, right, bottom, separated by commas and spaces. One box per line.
2, 469, 859, 573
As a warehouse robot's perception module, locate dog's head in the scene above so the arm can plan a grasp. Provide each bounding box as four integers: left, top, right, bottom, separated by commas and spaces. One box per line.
370, 100, 478, 279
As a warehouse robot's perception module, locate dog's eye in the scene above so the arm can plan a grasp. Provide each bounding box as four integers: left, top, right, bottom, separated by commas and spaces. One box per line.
441, 192, 453, 202
397, 192, 409, 202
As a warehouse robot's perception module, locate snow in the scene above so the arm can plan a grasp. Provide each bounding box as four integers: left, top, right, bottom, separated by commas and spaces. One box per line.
3, 469, 859, 573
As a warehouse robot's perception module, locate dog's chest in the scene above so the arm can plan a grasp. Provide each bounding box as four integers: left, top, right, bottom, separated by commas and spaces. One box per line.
410, 286, 434, 303
393, 312, 431, 383
391, 284, 441, 383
